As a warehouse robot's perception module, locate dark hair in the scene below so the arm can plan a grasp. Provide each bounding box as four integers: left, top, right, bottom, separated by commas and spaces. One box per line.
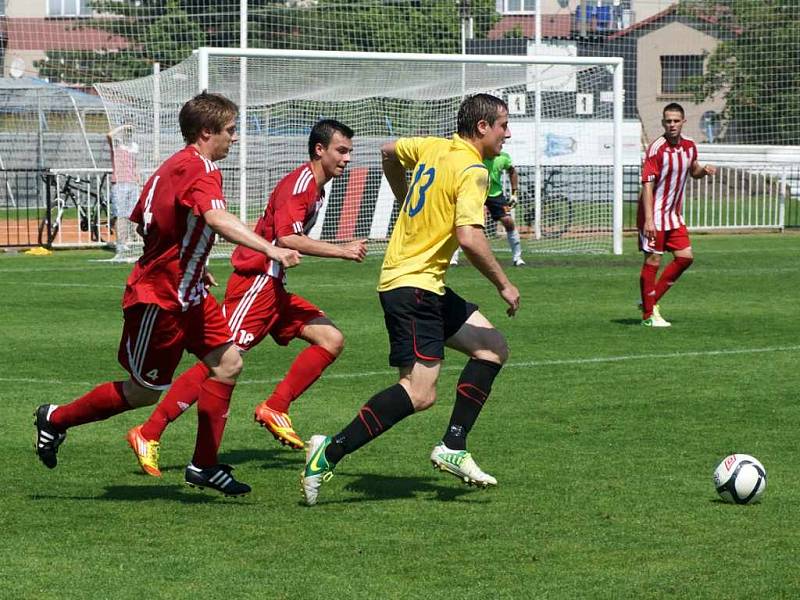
663, 103, 685, 118
457, 94, 508, 138
179, 92, 239, 144
308, 119, 355, 159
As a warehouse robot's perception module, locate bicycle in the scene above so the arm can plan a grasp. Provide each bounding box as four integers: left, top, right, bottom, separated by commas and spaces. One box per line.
38, 173, 109, 247
520, 168, 574, 239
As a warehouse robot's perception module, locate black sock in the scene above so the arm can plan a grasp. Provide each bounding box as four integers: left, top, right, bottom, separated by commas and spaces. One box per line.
442, 358, 502, 451
325, 383, 415, 464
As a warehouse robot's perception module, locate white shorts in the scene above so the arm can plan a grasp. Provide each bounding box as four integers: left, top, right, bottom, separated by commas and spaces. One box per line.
111, 182, 140, 219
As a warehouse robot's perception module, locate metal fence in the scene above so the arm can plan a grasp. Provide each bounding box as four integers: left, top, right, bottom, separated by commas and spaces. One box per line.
0, 168, 112, 249
0, 169, 46, 247
684, 166, 786, 231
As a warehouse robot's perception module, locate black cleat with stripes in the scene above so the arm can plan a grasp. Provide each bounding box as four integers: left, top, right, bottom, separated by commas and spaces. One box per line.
35, 404, 66, 469
184, 463, 251, 497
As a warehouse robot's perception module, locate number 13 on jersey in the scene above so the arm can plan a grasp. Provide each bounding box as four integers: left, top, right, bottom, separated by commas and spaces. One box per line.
403, 163, 436, 217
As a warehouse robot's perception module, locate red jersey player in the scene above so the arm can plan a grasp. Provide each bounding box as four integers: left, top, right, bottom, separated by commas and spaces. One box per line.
638, 102, 716, 327
125, 119, 367, 478
34, 92, 300, 497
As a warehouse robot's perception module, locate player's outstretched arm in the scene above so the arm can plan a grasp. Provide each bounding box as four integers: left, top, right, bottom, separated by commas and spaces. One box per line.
278, 234, 367, 262
457, 224, 520, 317
691, 161, 716, 179
381, 141, 409, 204
205, 208, 300, 269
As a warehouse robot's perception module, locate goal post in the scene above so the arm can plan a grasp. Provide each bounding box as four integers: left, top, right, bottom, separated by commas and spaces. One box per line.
98, 48, 626, 260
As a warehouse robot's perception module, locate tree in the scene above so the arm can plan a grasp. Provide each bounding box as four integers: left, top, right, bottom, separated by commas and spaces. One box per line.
684, 0, 800, 144
36, 0, 241, 85
249, 0, 498, 54
35, 0, 498, 87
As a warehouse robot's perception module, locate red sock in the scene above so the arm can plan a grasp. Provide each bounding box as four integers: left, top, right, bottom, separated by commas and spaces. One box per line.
50, 381, 129, 430
192, 378, 235, 468
640, 263, 659, 318
265, 345, 336, 413
654, 257, 693, 304
140, 362, 210, 441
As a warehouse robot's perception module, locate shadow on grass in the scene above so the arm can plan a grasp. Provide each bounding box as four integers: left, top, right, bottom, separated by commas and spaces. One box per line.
135, 446, 302, 477
220, 447, 303, 471
306, 472, 493, 506
611, 318, 647, 326
30, 484, 252, 504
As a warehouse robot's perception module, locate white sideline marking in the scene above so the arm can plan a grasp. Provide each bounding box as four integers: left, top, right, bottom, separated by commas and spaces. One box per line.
236, 344, 800, 384
6, 265, 795, 291
3, 345, 798, 388
0, 281, 123, 289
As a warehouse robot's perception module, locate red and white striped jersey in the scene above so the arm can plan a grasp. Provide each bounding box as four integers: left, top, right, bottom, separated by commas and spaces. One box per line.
231, 162, 323, 280
124, 146, 226, 312
640, 135, 698, 230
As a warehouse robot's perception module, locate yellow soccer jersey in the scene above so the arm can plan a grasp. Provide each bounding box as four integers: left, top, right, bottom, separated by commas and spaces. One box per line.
378, 134, 489, 295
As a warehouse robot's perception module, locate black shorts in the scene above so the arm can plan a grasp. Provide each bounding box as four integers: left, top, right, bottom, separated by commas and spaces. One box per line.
379, 287, 479, 367
485, 194, 512, 221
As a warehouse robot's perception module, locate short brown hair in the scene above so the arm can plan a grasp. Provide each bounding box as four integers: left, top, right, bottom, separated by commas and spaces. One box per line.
308, 119, 354, 159
179, 92, 238, 144
457, 94, 508, 138
663, 102, 685, 118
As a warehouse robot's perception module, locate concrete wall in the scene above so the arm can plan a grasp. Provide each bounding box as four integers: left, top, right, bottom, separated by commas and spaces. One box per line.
637, 21, 725, 143
6, 0, 46, 17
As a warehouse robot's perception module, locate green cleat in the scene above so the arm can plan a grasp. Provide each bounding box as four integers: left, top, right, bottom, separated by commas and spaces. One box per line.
430, 443, 497, 487
301, 435, 335, 506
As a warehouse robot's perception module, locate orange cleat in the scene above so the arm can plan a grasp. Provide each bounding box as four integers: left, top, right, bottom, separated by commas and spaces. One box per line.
253, 404, 304, 450
126, 425, 162, 477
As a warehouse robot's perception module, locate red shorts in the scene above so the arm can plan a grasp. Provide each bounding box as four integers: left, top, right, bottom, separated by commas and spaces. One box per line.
638, 224, 691, 254
118, 295, 233, 390
223, 272, 325, 351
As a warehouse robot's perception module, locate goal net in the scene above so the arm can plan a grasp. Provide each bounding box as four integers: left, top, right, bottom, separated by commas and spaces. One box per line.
96, 48, 623, 261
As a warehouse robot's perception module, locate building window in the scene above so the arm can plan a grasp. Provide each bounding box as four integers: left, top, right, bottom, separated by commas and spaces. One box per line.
48, 0, 93, 17
660, 55, 704, 95
503, 0, 537, 14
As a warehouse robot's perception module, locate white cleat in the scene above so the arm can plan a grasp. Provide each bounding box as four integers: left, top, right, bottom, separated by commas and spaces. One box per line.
301, 435, 335, 506
639, 302, 671, 327
512, 256, 526, 266
651, 304, 669, 324
642, 314, 671, 327
430, 443, 497, 488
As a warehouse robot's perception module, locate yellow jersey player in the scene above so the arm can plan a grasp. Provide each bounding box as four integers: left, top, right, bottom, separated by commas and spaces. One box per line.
302, 93, 521, 505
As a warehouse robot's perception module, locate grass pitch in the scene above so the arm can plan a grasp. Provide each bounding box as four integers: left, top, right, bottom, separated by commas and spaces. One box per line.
1, 233, 799, 599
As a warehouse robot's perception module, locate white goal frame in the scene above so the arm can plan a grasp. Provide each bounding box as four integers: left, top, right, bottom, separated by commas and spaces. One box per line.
196, 47, 625, 254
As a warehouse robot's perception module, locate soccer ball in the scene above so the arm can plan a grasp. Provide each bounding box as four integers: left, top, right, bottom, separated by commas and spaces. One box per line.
713, 454, 767, 504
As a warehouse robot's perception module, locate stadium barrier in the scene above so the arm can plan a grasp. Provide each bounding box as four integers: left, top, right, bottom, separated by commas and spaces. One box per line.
0, 169, 47, 248
41, 169, 112, 249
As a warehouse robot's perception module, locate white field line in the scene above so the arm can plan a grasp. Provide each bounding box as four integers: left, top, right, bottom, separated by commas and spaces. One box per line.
0, 281, 123, 289
238, 344, 800, 384
0, 244, 793, 275
4, 345, 798, 388
1, 266, 796, 291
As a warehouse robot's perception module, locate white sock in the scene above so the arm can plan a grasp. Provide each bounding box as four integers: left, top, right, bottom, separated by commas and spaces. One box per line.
507, 229, 521, 260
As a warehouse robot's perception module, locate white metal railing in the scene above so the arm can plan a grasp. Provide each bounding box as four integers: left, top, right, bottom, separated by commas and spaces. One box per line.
685, 145, 799, 231
684, 165, 785, 231
41, 168, 112, 248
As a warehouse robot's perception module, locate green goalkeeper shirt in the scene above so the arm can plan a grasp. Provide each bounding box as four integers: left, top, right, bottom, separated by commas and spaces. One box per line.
482, 151, 513, 198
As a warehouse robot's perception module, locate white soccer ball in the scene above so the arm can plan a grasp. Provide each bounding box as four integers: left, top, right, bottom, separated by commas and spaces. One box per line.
713, 454, 767, 504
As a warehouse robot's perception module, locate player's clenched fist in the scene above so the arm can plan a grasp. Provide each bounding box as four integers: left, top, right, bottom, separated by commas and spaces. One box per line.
342, 239, 368, 262
271, 246, 301, 268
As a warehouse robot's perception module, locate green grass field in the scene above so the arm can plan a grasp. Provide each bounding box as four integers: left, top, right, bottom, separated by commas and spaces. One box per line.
2, 233, 799, 599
